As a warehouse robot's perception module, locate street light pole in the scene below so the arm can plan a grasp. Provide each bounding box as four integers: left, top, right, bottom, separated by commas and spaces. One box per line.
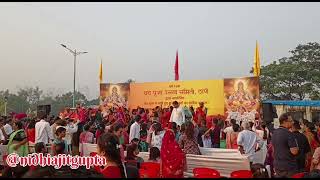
4, 96, 7, 116
60, 44, 88, 108
73, 49, 76, 109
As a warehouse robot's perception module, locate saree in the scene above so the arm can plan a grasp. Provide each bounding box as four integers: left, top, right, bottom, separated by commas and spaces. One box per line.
8, 129, 28, 157
80, 131, 94, 156
304, 131, 319, 171
160, 130, 186, 178
80, 131, 94, 144
229, 131, 239, 149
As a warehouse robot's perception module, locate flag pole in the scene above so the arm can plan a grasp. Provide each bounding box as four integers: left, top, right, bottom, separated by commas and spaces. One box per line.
99, 58, 103, 105
175, 49, 179, 81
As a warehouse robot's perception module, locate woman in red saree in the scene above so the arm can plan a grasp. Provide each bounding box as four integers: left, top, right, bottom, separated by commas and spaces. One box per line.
160, 129, 186, 178
304, 122, 320, 171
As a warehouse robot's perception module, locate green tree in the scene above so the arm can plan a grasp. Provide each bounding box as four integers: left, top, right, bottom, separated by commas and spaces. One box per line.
0, 90, 30, 114
1, 88, 91, 116
16, 86, 43, 111
49, 91, 88, 115
86, 98, 99, 106
260, 42, 320, 100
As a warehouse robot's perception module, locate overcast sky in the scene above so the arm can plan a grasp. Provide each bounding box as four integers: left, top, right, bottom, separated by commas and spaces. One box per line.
1, 2, 320, 100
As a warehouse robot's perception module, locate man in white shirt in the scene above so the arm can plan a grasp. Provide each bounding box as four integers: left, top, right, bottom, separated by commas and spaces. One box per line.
0, 120, 6, 144
35, 114, 54, 144
3, 120, 13, 137
169, 101, 185, 127
129, 115, 141, 143
237, 121, 263, 163
0, 130, 5, 143
56, 119, 80, 154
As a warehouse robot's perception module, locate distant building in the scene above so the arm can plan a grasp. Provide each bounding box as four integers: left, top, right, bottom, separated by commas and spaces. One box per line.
264, 100, 320, 128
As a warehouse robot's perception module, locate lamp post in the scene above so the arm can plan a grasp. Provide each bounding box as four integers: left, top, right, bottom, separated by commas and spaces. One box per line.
60, 44, 88, 108
4, 96, 7, 116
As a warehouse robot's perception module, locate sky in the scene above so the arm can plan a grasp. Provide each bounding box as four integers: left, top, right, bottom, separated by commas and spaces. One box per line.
1, 2, 320, 100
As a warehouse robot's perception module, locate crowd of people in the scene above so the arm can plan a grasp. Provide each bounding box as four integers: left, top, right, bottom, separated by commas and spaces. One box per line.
1, 101, 320, 178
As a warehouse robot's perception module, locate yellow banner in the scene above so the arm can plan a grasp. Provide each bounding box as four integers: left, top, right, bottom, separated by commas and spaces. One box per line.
129, 80, 225, 115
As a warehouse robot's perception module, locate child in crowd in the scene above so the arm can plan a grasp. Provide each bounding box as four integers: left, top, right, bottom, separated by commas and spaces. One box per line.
35, 142, 47, 154
52, 127, 67, 155
148, 147, 160, 163
139, 130, 149, 152
125, 143, 144, 169
131, 138, 139, 145
140, 123, 148, 137
201, 133, 212, 148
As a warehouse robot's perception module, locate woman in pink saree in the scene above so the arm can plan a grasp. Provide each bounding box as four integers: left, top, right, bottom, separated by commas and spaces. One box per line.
80, 124, 94, 156
80, 124, 94, 144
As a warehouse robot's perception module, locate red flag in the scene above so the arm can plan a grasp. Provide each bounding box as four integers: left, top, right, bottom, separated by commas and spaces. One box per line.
175, 50, 179, 81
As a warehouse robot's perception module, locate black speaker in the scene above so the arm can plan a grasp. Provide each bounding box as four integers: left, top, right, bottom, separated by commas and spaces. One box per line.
37, 105, 51, 118
262, 103, 277, 124
272, 106, 278, 118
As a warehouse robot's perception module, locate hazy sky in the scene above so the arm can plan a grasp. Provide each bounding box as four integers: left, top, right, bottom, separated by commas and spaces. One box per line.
1, 2, 320, 100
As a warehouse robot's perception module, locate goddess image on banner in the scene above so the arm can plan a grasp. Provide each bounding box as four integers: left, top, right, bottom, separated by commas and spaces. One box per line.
100, 83, 130, 109
224, 77, 260, 124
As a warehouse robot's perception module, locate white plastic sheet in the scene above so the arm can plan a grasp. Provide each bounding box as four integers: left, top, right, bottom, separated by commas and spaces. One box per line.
80, 144, 251, 177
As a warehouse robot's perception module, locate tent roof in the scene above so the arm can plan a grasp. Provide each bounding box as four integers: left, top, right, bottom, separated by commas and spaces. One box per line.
264, 100, 320, 107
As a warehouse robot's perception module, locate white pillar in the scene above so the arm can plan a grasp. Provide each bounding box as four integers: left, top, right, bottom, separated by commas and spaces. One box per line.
306, 106, 312, 121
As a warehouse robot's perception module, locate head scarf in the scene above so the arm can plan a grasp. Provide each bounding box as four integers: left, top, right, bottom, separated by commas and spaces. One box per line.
15, 113, 27, 120
160, 130, 186, 178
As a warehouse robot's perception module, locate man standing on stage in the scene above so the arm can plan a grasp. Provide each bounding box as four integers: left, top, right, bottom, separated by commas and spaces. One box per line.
169, 101, 185, 127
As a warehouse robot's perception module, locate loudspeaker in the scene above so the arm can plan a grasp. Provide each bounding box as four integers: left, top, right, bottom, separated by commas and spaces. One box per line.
37, 105, 51, 118
262, 103, 278, 124
272, 106, 278, 118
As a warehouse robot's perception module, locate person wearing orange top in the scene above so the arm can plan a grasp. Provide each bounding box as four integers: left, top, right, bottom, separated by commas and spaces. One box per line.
161, 107, 172, 128
194, 102, 207, 125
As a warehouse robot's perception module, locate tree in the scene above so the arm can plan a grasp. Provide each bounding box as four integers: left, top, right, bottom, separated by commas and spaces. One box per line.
16, 86, 43, 111
260, 42, 320, 100
86, 98, 100, 106
126, 79, 135, 83
48, 91, 88, 115
0, 88, 92, 116
0, 90, 30, 114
